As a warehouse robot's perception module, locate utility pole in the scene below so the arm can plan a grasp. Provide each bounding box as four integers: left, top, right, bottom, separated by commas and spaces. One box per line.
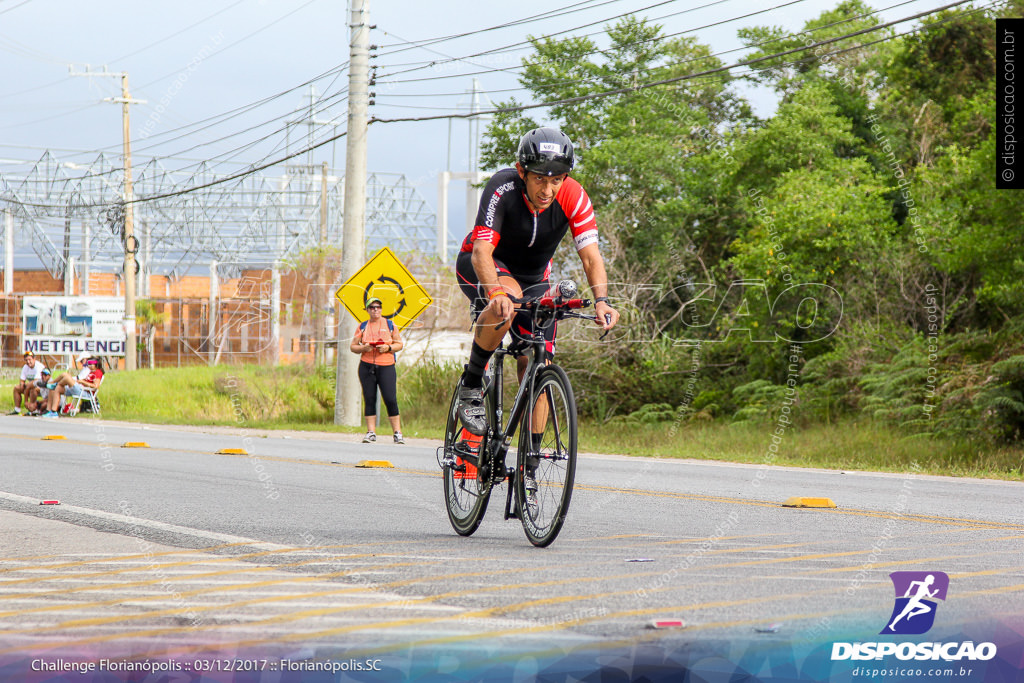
335, 0, 371, 427
70, 66, 145, 370
317, 160, 328, 367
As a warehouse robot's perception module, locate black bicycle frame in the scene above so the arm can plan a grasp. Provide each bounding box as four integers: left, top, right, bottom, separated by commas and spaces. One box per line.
487, 327, 547, 469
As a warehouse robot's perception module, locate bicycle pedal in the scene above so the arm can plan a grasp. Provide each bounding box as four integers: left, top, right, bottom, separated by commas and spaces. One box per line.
453, 440, 479, 455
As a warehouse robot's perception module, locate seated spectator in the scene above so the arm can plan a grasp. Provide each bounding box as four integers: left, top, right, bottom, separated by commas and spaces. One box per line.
42, 357, 103, 417
22, 368, 52, 416
9, 351, 48, 415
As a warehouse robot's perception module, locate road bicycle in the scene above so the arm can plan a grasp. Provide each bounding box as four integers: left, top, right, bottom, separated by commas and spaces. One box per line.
436, 280, 603, 547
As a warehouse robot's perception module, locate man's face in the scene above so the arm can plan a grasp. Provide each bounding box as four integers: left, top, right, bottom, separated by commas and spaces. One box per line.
24, 356, 35, 368
517, 165, 567, 212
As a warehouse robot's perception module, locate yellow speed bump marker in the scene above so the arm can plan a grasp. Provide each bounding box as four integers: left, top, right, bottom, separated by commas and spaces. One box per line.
42, 435, 66, 440
782, 496, 837, 508
122, 442, 150, 448
217, 448, 248, 455
356, 460, 394, 469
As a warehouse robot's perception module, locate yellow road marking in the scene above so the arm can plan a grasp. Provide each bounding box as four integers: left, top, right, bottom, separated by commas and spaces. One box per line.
10, 541, 1024, 658
9, 431, 1020, 531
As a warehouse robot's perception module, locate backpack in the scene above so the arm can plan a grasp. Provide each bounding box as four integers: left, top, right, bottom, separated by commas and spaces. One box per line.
359, 318, 397, 358
359, 318, 395, 334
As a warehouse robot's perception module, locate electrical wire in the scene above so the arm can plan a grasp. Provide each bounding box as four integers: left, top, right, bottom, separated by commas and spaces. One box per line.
368, 0, 977, 125
374, 0, 630, 55
2, 75, 349, 187
1, 0, 995, 210
376, 0, 905, 86
130, 0, 1002, 190
123, 63, 349, 154
369, 0, 925, 112
378, 0, 751, 72
134, 0, 320, 91
375, 0, 740, 80
129, 127, 349, 205
0, 0, 32, 16
106, 0, 248, 64
0, 0, 248, 109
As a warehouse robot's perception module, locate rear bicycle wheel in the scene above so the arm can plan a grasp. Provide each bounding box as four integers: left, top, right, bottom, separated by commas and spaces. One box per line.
515, 365, 577, 547
442, 378, 492, 536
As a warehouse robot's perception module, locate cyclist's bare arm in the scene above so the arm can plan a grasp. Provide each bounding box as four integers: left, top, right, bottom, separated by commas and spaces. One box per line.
578, 243, 619, 330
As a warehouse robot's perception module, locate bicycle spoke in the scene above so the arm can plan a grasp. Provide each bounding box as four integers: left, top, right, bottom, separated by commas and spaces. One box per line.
442, 381, 492, 536
516, 366, 577, 547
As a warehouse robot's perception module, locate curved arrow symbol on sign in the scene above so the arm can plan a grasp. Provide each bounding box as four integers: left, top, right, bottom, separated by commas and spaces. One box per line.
364, 275, 408, 317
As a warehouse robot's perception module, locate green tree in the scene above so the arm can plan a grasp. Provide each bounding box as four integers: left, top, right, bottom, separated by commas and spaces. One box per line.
135, 300, 168, 370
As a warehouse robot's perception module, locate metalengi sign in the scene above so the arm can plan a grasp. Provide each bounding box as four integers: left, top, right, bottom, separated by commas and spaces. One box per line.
22, 296, 127, 356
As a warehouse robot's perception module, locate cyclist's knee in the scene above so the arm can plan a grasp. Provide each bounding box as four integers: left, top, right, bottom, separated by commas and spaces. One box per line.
497, 275, 522, 298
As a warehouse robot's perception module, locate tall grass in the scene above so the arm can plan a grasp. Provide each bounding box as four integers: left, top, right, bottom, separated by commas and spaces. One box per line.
580, 420, 1023, 480
94, 362, 463, 437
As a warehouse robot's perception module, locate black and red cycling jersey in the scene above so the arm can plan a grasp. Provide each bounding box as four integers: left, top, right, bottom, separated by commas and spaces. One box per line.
460, 168, 598, 283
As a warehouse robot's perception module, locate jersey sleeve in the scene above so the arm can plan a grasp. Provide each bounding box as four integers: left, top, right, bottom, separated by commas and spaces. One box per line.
558, 178, 598, 251
470, 172, 518, 248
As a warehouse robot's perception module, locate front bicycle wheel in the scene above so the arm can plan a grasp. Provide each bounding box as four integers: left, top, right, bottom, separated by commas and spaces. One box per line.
515, 365, 577, 547
442, 379, 491, 536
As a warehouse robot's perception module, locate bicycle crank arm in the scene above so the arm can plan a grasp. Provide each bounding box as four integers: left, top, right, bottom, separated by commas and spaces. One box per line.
503, 471, 518, 520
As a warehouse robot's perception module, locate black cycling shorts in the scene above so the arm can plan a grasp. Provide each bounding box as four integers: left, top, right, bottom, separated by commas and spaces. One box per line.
455, 251, 557, 358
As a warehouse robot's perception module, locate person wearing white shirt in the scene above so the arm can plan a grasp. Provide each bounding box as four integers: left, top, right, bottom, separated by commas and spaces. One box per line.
9, 351, 47, 415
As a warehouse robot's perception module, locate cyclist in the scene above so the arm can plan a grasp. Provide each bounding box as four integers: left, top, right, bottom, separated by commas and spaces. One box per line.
455, 127, 619, 443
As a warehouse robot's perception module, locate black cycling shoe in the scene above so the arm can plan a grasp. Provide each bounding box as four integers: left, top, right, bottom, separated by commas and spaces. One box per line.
456, 385, 487, 436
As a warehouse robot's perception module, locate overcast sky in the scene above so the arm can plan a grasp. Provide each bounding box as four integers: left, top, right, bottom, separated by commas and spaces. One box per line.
0, 0, 967, 243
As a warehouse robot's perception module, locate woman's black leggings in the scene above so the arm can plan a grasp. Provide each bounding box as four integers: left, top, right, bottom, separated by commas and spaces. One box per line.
358, 361, 400, 417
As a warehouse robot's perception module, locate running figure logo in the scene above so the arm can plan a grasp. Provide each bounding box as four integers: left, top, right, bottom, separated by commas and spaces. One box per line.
881, 571, 949, 635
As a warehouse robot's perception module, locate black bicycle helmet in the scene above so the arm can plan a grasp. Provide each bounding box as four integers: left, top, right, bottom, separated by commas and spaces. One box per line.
517, 127, 575, 176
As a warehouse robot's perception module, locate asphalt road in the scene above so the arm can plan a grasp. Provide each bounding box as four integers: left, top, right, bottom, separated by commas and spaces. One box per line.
0, 416, 1021, 667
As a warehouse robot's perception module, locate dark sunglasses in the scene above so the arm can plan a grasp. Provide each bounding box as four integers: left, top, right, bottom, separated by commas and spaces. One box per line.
367, 305, 382, 310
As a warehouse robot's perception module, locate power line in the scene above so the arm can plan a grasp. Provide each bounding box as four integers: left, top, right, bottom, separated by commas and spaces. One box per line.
64, 61, 350, 170
368, 0, 977, 125
102, 0, 1001, 199
0, 75, 70, 99
375, 0, 739, 80
374, 0, 630, 56
0, 1, 320, 133
130, 129, 349, 205
372, 0, 926, 108
2, 0, 992, 210
2, 78, 349, 188
372, 0, 809, 85
106, 0, 247, 64
0, 0, 32, 16
134, 0, 320, 91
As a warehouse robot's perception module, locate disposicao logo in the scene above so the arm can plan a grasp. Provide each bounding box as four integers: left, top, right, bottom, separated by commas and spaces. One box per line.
831, 571, 997, 663
881, 571, 949, 635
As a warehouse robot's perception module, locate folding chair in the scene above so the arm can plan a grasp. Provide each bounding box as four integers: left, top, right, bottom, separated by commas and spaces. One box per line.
65, 375, 104, 417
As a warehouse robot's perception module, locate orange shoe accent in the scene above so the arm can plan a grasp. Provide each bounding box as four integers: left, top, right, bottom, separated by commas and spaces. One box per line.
454, 428, 481, 480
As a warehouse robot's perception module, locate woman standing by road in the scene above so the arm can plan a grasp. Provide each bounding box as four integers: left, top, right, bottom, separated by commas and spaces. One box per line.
349, 297, 405, 444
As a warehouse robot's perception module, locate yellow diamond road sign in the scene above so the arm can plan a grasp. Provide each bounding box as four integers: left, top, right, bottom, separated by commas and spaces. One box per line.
336, 247, 432, 330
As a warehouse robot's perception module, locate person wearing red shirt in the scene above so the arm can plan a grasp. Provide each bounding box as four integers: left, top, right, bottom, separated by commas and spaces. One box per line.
42, 357, 103, 417
455, 127, 619, 437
